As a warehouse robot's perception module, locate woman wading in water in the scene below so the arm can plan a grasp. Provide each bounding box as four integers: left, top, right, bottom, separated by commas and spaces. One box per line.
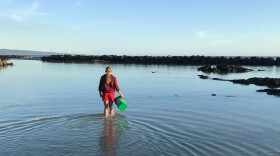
99, 67, 124, 117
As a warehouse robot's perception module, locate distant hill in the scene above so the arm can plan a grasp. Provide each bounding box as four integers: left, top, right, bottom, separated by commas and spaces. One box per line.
0, 49, 59, 56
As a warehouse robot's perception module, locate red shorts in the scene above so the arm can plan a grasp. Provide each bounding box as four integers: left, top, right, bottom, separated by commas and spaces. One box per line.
102, 92, 115, 102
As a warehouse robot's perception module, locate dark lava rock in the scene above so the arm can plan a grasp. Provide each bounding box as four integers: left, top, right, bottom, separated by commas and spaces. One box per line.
218, 65, 253, 72
258, 69, 266, 71
201, 76, 280, 88
212, 78, 224, 81
257, 89, 280, 97
198, 75, 280, 97
198, 75, 209, 79
198, 65, 253, 73
229, 77, 280, 88
230, 79, 250, 85
197, 66, 213, 72
225, 95, 236, 97
247, 77, 280, 88
211, 94, 216, 96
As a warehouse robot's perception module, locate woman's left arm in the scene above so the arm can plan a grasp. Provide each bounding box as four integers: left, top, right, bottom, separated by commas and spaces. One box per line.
114, 77, 124, 98
117, 90, 124, 98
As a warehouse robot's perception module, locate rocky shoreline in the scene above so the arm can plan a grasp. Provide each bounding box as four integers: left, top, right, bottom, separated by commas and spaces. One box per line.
41, 55, 280, 66
0, 55, 27, 60
198, 75, 280, 97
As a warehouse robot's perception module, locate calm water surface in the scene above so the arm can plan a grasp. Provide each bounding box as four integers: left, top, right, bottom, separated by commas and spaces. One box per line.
0, 60, 279, 156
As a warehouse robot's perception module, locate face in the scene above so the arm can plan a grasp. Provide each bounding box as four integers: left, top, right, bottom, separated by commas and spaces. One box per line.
106, 69, 112, 75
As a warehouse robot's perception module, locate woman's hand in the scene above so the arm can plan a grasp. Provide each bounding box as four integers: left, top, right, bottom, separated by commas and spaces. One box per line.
117, 91, 124, 98
99, 92, 103, 98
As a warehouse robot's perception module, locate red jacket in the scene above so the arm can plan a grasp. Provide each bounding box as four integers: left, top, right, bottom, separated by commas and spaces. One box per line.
99, 74, 120, 93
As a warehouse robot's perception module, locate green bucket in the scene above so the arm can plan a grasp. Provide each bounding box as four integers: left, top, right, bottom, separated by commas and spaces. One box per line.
114, 96, 127, 111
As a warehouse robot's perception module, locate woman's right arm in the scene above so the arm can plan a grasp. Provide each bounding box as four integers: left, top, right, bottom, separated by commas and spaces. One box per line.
98, 77, 103, 97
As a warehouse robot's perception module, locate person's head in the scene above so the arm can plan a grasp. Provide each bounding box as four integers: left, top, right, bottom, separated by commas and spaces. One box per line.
105, 67, 112, 76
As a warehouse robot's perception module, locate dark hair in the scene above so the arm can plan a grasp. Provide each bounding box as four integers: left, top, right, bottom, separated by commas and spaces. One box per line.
105, 67, 112, 72
105, 67, 112, 84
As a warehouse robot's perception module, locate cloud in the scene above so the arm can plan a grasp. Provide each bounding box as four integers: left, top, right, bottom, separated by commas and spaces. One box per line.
26, 1, 48, 17
76, 0, 82, 6
197, 31, 206, 37
1, 1, 48, 22
1, 9, 23, 22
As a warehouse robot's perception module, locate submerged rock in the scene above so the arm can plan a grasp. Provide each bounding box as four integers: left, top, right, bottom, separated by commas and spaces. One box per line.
198, 75, 280, 97
212, 78, 224, 81
198, 75, 209, 79
227, 77, 280, 88
210, 77, 280, 88
244, 77, 280, 88
230, 79, 251, 85
257, 89, 280, 97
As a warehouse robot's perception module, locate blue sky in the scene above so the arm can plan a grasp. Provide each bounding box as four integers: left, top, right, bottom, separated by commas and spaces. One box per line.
0, 0, 279, 56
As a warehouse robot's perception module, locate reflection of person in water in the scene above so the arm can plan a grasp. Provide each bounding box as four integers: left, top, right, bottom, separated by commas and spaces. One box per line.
99, 119, 116, 156
98, 115, 128, 156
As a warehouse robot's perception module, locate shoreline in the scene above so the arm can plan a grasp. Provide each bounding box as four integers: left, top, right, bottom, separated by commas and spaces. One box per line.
41, 55, 280, 66
1, 54, 280, 66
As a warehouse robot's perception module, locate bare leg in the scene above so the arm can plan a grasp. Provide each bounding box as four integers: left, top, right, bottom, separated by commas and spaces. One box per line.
109, 101, 115, 116
103, 100, 109, 118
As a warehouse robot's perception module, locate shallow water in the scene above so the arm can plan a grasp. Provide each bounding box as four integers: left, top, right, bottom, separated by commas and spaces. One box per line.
0, 60, 279, 156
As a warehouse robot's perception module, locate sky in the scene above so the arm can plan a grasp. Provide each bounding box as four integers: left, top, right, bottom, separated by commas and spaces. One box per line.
0, 0, 280, 56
